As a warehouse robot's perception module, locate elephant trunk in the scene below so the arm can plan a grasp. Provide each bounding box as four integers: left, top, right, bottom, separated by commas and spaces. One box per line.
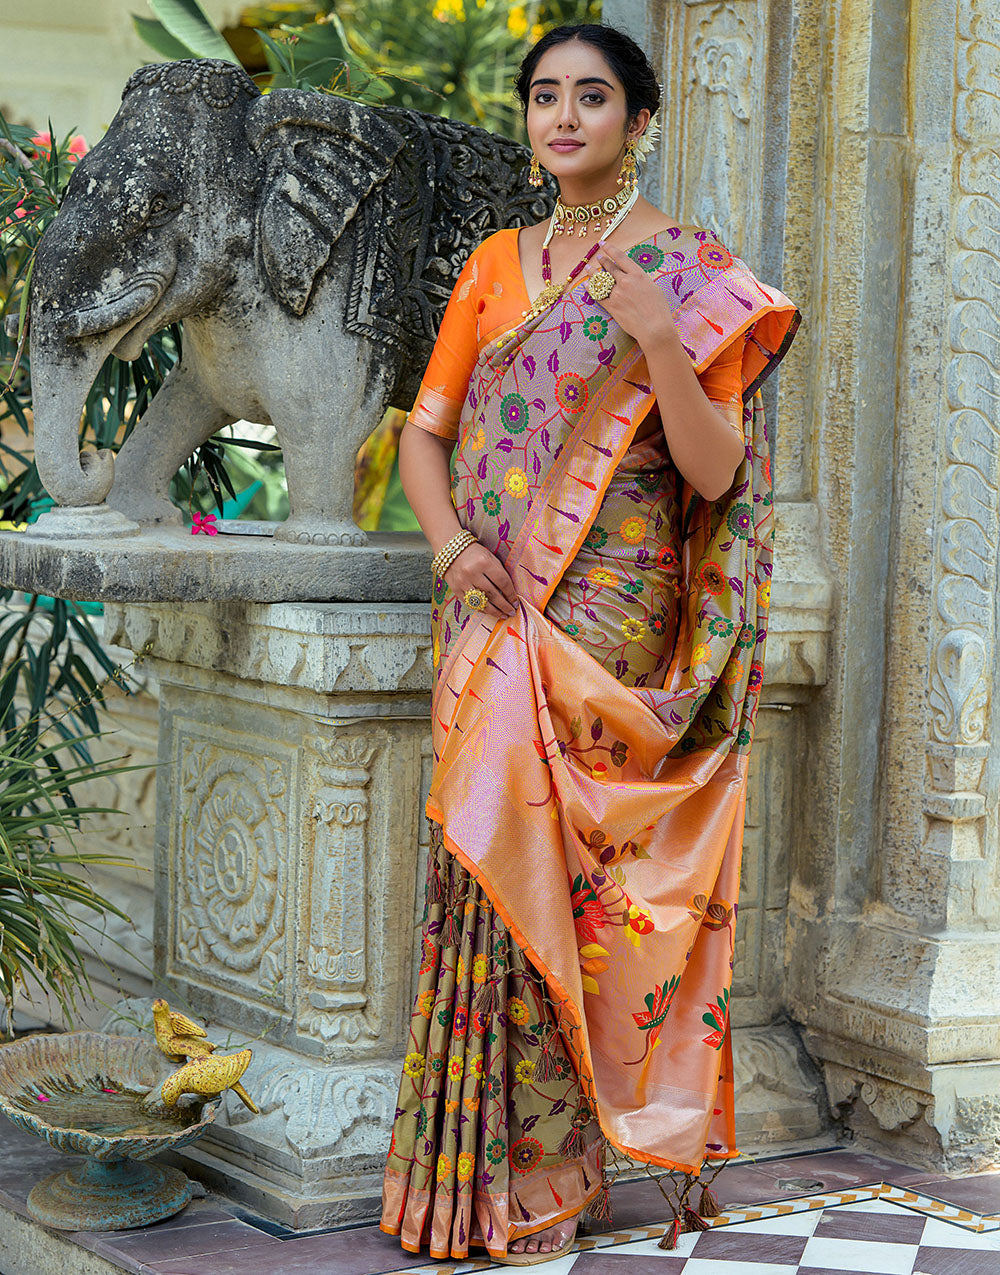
30, 325, 117, 508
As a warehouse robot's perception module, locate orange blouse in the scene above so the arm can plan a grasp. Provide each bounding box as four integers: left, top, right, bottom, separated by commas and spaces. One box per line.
409, 228, 745, 442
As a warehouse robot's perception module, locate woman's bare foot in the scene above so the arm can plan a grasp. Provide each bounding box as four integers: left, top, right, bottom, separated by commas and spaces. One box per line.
507, 1215, 579, 1256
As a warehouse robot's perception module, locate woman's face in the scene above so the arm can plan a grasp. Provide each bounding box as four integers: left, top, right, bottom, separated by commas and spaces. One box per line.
525, 39, 649, 189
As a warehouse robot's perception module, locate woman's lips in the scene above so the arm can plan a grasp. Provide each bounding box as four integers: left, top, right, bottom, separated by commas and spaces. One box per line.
548, 140, 584, 152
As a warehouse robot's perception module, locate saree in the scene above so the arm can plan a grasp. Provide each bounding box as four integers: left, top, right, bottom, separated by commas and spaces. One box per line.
381, 226, 799, 1260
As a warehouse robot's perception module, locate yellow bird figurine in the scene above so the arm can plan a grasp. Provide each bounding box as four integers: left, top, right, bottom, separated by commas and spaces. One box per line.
160, 1048, 259, 1113
152, 998, 217, 1062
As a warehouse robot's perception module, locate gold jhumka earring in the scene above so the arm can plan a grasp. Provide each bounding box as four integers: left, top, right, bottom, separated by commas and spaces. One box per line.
528, 154, 543, 188
618, 135, 639, 196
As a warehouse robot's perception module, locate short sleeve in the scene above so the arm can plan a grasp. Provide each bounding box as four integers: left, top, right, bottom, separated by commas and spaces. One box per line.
407, 250, 482, 441
697, 333, 745, 435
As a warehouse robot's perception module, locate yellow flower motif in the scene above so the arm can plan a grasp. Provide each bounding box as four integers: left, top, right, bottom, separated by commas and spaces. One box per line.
504, 466, 529, 498
757, 580, 771, 608
514, 1059, 536, 1084
621, 617, 646, 641
692, 642, 711, 666
437, 1153, 453, 1182
507, 4, 528, 37
467, 426, 486, 452
587, 566, 619, 587
432, 636, 440, 668
506, 996, 529, 1025
448, 1055, 464, 1081
464, 1094, 480, 1112
457, 954, 466, 981
723, 658, 745, 684
619, 515, 647, 544
472, 953, 488, 984
417, 990, 435, 1018
457, 1151, 476, 1182
403, 1052, 426, 1077
469, 1054, 485, 1080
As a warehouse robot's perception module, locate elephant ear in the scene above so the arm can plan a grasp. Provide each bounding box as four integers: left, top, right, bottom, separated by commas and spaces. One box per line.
247, 91, 407, 315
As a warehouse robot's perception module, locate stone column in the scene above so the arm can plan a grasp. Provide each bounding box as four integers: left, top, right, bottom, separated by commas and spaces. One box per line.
793, 0, 1000, 1170
103, 601, 434, 1228
608, 0, 1000, 1171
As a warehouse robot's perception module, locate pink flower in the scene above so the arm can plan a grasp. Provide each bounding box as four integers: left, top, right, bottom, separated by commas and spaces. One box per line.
35, 1092, 49, 1102
190, 512, 218, 536
30, 131, 89, 163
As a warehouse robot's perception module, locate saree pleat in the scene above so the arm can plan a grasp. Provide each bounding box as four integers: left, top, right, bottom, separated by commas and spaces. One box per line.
382, 226, 799, 1259
383, 827, 603, 1260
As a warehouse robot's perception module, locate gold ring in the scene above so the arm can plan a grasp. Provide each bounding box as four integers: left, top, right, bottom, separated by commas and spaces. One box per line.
588, 269, 616, 301
464, 587, 488, 612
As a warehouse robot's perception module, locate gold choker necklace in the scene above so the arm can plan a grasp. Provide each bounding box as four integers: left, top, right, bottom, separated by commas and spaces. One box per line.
550, 187, 635, 236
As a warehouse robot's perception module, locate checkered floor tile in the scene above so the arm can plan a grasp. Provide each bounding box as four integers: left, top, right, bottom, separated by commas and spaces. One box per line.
398, 1191, 1000, 1274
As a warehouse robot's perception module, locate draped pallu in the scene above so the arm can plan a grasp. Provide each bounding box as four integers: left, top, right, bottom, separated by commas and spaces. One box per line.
383, 227, 799, 1258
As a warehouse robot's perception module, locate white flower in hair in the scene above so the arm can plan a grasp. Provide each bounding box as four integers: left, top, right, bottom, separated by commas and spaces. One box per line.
633, 111, 661, 160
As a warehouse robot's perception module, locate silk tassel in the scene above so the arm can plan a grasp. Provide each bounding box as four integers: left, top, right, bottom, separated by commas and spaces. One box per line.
699, 1186, 721, 1217
683, 1205, 709, 1232
586, 1179, 613, 1224
657, 1218, 681, 1250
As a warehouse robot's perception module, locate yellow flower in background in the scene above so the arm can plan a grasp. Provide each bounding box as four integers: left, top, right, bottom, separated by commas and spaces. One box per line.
0, 521, 26, 531
507, 4, 528, 37
514, 1058, 535, 1084
530, 22, 545, 40
504, 466, 529, 498
433, 0, 465, 20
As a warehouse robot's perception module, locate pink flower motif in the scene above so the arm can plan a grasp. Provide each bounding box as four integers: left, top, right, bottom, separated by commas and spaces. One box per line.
190, 512, 218, 536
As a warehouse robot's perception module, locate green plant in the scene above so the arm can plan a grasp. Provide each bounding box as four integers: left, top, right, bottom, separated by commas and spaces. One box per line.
0, 659, 145, 1032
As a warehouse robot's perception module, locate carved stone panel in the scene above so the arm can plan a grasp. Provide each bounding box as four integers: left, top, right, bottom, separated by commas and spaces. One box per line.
168, 726, 294, 1011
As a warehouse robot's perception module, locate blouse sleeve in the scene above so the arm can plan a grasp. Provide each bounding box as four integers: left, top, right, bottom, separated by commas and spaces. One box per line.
696, 332, 745, 435
407, 249, 482, 441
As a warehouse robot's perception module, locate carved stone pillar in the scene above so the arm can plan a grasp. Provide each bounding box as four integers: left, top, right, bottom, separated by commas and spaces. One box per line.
608, 0, 1000, 1172
103, 601, 433, 1227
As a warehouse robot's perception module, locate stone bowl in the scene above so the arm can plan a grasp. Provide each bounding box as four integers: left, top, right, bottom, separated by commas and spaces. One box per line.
0, 1030, 219, 1230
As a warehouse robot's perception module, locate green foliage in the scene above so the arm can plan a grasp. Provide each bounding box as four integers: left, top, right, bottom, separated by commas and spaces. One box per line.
137, 0, 240, 63
132, 0, 601, 137
0, 659, 143, 1029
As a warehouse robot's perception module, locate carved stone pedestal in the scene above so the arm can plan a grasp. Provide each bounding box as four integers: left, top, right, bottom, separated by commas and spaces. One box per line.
104, 600, 434, 1227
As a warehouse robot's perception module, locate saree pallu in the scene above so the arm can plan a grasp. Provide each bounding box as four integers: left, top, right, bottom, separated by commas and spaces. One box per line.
382, 228, 799, 1259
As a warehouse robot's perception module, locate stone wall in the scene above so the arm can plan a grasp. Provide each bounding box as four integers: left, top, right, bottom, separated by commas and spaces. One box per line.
603, 0, 1000, 1172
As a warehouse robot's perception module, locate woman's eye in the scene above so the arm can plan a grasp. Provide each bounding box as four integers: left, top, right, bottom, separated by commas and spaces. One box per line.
534, 92, 555, 104
582, 93, 606, 105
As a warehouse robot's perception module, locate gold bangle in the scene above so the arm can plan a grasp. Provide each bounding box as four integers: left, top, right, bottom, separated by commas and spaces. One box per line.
431, 530, 477, 579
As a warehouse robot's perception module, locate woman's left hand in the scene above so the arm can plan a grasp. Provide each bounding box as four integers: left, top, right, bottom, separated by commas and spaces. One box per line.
592, 241, 679, 351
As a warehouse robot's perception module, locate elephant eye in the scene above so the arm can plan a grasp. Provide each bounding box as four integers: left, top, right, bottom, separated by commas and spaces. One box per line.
146, 195, 178, 226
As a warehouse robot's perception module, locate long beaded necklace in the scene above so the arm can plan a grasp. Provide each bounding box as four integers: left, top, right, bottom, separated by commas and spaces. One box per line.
520, 183, 639, 324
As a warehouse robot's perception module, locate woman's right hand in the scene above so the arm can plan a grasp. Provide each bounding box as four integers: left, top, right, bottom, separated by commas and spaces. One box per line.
444, 542, 518, 619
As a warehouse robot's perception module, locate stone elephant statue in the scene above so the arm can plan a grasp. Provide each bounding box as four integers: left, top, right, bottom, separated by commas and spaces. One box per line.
29, 59, 552, 544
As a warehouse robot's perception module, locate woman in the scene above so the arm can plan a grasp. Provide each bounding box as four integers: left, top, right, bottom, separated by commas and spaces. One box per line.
380, 23, 799, 1265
